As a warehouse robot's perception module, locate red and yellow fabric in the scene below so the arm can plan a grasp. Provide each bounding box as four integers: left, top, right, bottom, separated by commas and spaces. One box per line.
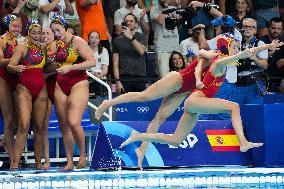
205, 129, 240, 152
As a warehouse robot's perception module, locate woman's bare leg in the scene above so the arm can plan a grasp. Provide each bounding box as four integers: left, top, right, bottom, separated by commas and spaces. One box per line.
136, 93, 187, 169
68, 80, 89, 169
185, 92, 263, 152
0, 79, 15, 165
11, 86, 32, 169
32, 89, 48, 170
42, 99, 52, 170
120, 111, 199, 148
54, 84, 74, 170
95, 72, 182, 120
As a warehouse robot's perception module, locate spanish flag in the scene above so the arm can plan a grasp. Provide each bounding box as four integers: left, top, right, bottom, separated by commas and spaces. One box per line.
205, 129, 240, 152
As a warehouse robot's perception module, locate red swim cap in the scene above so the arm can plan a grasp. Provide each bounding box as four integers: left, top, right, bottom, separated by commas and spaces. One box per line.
216, 35, 235, 56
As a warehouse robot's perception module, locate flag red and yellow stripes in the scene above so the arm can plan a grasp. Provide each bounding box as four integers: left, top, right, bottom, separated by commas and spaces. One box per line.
205, 129, 240, 152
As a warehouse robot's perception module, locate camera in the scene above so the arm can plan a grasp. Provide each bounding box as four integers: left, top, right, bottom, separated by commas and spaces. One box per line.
163, 3, 219, 30
163, 6, 197, 31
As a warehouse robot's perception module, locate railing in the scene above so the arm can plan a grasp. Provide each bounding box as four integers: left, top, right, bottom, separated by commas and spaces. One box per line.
86, 71, 113, 121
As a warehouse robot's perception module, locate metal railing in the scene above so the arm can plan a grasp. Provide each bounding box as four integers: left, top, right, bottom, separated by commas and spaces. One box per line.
86, 71, 112, 121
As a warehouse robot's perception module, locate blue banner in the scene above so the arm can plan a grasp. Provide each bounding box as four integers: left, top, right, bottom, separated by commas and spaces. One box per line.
91, 120, 253, 169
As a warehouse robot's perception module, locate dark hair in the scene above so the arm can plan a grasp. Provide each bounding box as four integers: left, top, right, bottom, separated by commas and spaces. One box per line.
124, 13, 138, 23
220, 16, 235, 33
169, 50, 185, 71
269, 17, 283, 27
88, 31, 103, 54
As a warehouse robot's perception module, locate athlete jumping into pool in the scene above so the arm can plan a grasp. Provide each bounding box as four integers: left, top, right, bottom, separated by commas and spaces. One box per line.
119, 36, 283, 159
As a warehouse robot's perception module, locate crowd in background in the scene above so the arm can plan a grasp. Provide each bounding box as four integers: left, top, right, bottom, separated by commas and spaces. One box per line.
1, 0, 284, 95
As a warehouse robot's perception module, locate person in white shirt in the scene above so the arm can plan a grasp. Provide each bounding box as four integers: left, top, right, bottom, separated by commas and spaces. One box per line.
150, 0, 180, 78
88, 31, 109, 96
38, 0, 74, 28
114, 0, 149, 35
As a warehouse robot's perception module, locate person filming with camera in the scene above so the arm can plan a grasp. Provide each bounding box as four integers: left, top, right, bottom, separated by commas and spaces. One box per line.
230, 18, 269, 105
150, 0, 180, 78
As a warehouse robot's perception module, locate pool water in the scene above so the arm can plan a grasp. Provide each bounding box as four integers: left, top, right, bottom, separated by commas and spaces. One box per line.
0, 166, 284, 188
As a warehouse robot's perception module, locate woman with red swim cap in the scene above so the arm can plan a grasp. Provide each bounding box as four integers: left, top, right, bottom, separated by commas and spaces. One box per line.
120, 35, 283, 154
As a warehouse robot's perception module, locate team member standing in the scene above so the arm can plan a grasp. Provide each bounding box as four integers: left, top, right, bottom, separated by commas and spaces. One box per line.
8, 20, 47, 170
0, 14, 21, 165
50, 15, 96, 170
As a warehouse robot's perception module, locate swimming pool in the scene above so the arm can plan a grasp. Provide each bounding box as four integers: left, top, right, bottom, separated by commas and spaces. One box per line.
1, 166, 284, 188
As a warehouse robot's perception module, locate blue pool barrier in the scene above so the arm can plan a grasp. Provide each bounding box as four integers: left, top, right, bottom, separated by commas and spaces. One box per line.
241, 103, 284, 167
1, 94, 284, 166
48, 106, 99, 159
90, 94, 284, 169
91, 120, 253, 169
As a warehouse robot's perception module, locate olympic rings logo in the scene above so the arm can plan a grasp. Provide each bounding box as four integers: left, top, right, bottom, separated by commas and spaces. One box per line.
137, 107, 149, 113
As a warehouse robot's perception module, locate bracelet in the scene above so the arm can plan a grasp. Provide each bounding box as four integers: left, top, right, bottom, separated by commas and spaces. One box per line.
130, 36, 136, 42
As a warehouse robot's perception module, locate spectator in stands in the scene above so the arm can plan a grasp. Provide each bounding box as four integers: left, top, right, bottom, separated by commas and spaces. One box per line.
180, 24, 205, 64
169, 50, 185, 72
230, 0, 254, 30
261, 17, 283, 56
64, 0, 81, 36
0, 14, 21, 167
38, 0, 74, 28
219, 0, 243, 15
137, 0, 159, 14
266, 42, 284, 92
231, 18, 268, 104
76, 0, 110, 51
114, 0, 150, 36
8, 20, 47, 170
0, 0, 28, 36
151, 0, 180, 78
187, 1, 223, 40
252, 0, 280, 38
113, 13, 147, 94
24, 0, 40, 20
88, 31, 109, 96
102, 0, 120, 37
50, 15, 96, 170
262, 18, 283, 91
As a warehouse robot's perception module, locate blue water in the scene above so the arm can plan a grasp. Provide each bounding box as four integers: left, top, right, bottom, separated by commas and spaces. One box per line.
1, 166, 284, 188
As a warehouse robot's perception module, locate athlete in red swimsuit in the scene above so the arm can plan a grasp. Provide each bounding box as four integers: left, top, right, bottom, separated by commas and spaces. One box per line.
119, 36, 279, 159
8, 20, 48, 170
0, 14, 21, 165
95, 51, 211, 169
56, 38, 87, 95
50, 15, 96, 170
